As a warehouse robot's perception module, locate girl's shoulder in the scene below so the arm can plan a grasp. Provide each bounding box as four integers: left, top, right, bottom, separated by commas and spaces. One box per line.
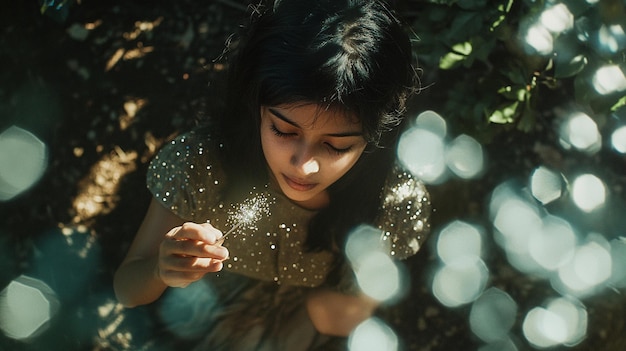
375, 163, 432, 260
146, 129, 226, 221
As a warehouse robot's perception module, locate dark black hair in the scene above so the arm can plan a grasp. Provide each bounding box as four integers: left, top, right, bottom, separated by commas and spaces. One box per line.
215, 0, 419, 252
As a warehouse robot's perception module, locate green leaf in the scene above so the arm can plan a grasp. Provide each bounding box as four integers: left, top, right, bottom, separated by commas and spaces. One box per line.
516, 99, 536, 132
448, 11, 484, 41
470, 36, 496, 63
490, 0, 514, 30
439, 42, 473, 69
554, 54, 588, 78
488, 101, 519, 124
611, 95, 626, 112
498, 86, 528, 101
440, 52, 466, 69
453, 41, 473, 55
613, 105, 626, 119
428, 6, 449, 22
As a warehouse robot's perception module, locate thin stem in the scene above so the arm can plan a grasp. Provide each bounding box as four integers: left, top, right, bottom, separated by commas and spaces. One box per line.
221, 221, 243, 240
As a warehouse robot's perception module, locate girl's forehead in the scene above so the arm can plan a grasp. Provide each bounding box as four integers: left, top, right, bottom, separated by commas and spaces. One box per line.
271, 102, 361, 128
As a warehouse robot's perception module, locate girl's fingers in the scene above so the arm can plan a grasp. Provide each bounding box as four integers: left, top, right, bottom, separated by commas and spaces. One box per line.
162, 237, 229, 259
168, 222, 224, 244
162, 256, 226, 272
157, 222, 228, 288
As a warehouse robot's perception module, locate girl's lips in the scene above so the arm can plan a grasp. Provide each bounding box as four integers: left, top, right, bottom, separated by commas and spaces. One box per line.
282, 174, 317, 191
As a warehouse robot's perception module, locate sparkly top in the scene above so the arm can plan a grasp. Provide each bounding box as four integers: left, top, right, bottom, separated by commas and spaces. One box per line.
147, 130, 431, 288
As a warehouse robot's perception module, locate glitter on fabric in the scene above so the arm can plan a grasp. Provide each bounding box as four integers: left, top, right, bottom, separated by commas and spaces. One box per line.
147, 130, 431, 287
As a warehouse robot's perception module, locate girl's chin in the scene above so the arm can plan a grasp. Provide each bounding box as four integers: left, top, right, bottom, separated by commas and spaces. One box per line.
281, 187, 329, 210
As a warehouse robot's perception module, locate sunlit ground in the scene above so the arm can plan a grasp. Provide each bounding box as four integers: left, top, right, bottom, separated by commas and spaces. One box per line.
2, 0, 626, 351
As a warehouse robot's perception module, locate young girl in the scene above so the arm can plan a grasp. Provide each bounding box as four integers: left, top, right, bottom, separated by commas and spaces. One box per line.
114, 0, 431, 349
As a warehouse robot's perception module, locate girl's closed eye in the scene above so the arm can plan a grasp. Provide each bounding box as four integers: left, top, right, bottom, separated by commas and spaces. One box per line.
272, 124, 353, 154
270, 124, 294, 137
325, 143, 353, 155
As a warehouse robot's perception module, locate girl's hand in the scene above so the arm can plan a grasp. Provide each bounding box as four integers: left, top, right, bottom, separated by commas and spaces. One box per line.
157, 222, 229, 288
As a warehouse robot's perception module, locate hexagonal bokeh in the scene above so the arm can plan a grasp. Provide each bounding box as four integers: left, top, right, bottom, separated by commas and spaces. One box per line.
0, 275, 60, 340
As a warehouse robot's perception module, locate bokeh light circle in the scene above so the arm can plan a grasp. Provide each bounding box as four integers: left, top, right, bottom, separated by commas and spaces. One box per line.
522, 298, 587, 348
529, 166, 563, 204
540, 3, 574, 33
523, 307, 567, 348
478, 338, 518, 351
348, 317, 398, 351
436, 220, 483, 264
354, 251, 402, 302
445, 134, 484, 179
0, 275, 60, 340
345, 225, 389, 266
554, 237, 612, 296
0, 126, 48, 201
469, 288, 518, 343
432, 256, 489, 307
611, 125, 626, 153
397, 127, 446, 184
592, 65, 626, 95
571, 174, 606, 212
524, 23, 554, 55
413, 110, 447, 138
529, 215, 577, 272
558, 113, 601, 153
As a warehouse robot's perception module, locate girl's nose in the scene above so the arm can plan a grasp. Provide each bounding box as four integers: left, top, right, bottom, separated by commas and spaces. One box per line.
302, 159, 319, 174
291, 147, 320, 175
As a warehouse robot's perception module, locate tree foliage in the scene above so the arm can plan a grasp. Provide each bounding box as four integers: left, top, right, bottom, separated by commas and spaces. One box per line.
403, 0, 626, 142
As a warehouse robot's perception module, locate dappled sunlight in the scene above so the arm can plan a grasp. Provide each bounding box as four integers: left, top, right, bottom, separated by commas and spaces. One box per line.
94, 299, 132, 350
119, 98, 147, 130
72, 147, 137, 223
124, 18, 164, 41
104, 18, 162, 71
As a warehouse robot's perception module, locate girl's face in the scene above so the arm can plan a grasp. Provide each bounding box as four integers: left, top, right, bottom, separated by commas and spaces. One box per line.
260, 103, 367, 209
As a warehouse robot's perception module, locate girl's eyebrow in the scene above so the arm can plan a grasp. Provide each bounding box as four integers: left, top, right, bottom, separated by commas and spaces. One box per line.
268, 107, 364, 137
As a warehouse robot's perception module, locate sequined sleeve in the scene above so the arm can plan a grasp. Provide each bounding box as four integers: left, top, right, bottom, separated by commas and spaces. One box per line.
146, 130, 226, 221
375, 163, 431, 260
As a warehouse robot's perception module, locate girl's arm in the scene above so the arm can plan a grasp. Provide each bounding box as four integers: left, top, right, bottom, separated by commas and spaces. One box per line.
306, 288, 379, 336
113, 198, 228, 307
